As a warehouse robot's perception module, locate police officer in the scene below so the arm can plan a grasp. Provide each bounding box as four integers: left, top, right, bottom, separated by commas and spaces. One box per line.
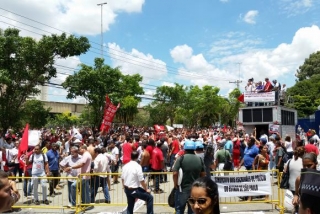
173, 140, 205, 214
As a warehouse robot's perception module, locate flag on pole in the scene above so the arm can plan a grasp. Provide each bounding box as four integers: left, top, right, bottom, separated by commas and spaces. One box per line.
18, 123, 29, 169
100, 95, 120, 133
237, 93, 244, 103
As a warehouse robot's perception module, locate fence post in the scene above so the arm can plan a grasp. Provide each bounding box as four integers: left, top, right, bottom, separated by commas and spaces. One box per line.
75, 176, 82, 214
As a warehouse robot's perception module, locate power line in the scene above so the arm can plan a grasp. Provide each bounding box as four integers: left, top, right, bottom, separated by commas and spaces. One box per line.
0, 10, 233, 82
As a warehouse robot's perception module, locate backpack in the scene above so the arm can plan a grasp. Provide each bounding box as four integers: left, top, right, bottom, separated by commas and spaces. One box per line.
281, 146, 289, 163
30, 153, 46, 164
204, 142, 214, 159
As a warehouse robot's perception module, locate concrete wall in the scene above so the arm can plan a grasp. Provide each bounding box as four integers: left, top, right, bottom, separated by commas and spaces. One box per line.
42, 101, 86, 115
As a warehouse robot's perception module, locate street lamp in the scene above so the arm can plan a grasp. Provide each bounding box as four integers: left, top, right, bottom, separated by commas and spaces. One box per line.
97, 2, 107, 58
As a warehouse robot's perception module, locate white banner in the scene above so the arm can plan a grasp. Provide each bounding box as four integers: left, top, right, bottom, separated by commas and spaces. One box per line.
28, 130, 41, 146
212, 172, 271, 197
244, 91, 275, 102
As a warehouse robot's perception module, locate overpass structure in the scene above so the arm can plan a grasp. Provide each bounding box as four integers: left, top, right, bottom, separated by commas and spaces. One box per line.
42, 101, 86, 116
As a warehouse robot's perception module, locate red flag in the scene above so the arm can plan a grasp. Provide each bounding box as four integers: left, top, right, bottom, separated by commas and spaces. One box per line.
18, 123, 29, 169
237, 94, 244, 103
100, 95, 120, 132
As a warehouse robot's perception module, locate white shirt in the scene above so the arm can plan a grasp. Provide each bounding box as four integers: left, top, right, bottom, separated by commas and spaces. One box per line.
93, 153, 109, 177
64, 141, 70, 154
29, 153, 48, 175
287, 157, 303, 191
60, 154, 82, 181
121, 160, 144, 188
285, 141, 293, 153
111, 147, 119, 161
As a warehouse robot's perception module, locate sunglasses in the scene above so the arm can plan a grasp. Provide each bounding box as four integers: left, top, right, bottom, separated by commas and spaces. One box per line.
187, 198, 207, 205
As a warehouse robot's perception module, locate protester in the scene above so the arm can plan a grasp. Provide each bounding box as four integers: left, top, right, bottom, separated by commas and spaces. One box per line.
151, 140, 164, 193
64, 144, 92, 204
91, 148, 110, 203
189, 177, 220, 214
27, 145, 50, 205
252, 145, 269, 170
237, 137, 259, 171
121, 151, 153, 214
304, 138, 319, 155
47, 143, 61, 197
274, 136, 285, 172
213, 140, 231, 175
60, 146, 82, 208
284, 146, 304, 213
109, 140, 120, 184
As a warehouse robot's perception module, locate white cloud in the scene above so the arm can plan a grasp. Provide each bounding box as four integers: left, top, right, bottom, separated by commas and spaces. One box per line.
209, 32, 262, 57
243, 10, 259, 24
280, 0, 314, 16
162, 82, 175, 87
219, 25, 320, 88
170, 25, 320, 91
0, 0, 145, 37
107, 42, 168, 82
170, 45, 233, 89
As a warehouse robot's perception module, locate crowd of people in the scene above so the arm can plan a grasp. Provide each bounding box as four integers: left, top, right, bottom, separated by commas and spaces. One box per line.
0, 125, 319, 214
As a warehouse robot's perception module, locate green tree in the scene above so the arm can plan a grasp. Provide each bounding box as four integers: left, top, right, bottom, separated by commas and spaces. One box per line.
0, 28, 90, 130
286, 74, 320, 117
21, 99, 51, 128
151, 83, 186, 126
46, 111, 80, 128
296, 51, 320, 81
79, 106, 96, 127
62, 58, 143, 128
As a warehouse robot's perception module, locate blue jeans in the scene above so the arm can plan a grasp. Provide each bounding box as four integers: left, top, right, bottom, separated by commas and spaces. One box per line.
68, 181, 77, 206
23, 169, 32, 197
91, 176, 110, 203
170, 154, 176, 169
175, 188, 193, 214
80, 179, 90, 204
152, 169, 161, 191
124, 187, 153, 214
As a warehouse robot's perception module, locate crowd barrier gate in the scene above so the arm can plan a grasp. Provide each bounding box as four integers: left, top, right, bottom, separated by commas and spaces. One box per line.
10, 169, 285, 214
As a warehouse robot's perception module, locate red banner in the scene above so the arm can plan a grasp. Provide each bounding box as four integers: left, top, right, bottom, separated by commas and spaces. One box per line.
100, 95, 120, 132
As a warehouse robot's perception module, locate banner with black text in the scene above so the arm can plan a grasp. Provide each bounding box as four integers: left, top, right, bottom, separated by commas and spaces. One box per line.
212, 172, 271, 197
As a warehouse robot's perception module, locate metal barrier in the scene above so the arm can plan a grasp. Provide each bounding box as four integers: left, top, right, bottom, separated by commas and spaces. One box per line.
10, 175, 78, 211
9, 170, 285, 213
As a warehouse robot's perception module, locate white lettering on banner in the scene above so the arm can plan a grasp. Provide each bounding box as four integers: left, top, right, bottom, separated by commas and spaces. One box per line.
244, 91, 275, 102
212, 172, 271, 197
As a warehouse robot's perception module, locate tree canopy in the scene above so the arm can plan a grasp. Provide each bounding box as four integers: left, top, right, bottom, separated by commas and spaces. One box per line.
0, 28, 90, 131
295, 51, 320, 81
62, 58, 144, 128
146, 84, 242, 127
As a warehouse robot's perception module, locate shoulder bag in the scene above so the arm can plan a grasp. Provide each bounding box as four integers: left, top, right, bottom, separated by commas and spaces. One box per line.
223, 150, 232, 171
280, 159, 291, 189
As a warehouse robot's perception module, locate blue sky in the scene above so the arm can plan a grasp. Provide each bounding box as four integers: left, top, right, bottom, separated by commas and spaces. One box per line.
1, 0, 320, 105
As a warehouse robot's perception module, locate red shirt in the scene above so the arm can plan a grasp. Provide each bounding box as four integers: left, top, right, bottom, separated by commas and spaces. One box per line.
122, 142, 133, 164
304, 144, 319, 155
264, 81, 272, 92
151, 147, 164, 170
146, 145, 154, 164
171, 139, 180, 154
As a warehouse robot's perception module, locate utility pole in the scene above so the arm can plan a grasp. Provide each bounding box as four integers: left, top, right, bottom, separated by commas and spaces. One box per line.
97, 2, 107, 57
229, 62, 242, 89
